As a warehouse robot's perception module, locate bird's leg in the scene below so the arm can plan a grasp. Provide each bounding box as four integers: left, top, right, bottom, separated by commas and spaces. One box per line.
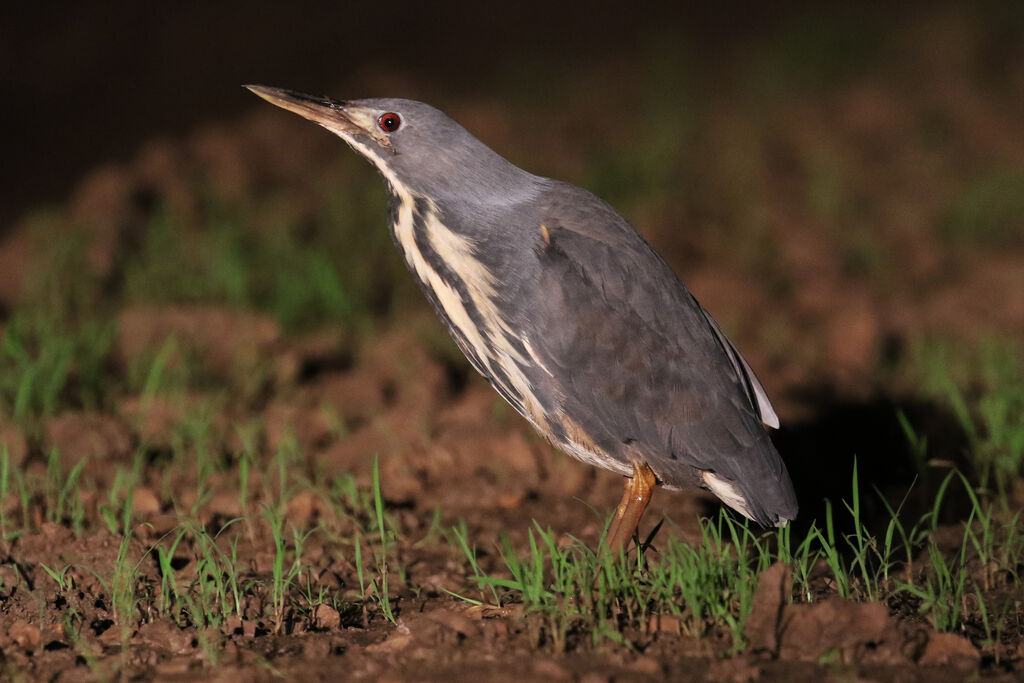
603, 462, 657, 553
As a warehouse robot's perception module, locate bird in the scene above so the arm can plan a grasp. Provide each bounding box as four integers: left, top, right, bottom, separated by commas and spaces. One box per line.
246, 85, 798, 551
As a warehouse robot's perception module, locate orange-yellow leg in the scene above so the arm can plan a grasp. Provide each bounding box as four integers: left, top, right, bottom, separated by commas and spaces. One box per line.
604, 462, 657, 553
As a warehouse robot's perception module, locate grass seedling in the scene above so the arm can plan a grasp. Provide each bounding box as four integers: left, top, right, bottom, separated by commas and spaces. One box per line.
63, 611, 106, 680
354, 530, 368, 627
0, 445, 10, 543
897, 411, 929, 474
913, 338, 1024, 499
137, 337, 177, 412
178, 591, 223, 666
370, 455, 396, 623
237, 438, 254, 514
900, 538, 968, 632
0, 312, 115, 421
177, 517, 250, 631
99, 467, 136, 535
448, 520, 499, 605
48, 451, 86, 532
456, 513, 773, 652
155, 528, 188, 618
779, 522, 824, 602
819, 499, 850, 598
39, 563, 73, 591
264, 505, 315, 633
111, 528, 140, 632
843, 458, 879, 601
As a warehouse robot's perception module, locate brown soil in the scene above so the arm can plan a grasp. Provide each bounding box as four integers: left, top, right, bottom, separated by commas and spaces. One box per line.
0, 296, 1019, 680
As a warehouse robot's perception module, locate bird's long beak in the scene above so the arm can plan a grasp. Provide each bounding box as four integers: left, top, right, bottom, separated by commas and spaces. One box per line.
244, 85, 391, 149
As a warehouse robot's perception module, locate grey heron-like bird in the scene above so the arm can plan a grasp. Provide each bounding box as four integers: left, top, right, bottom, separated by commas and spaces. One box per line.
247, 86, 798, 550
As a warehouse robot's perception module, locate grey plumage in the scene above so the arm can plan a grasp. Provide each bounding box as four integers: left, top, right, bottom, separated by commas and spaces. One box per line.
247, 88, 798, 527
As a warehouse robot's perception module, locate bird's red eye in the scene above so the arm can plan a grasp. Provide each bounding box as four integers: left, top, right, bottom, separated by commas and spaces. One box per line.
378, 112, 401, 133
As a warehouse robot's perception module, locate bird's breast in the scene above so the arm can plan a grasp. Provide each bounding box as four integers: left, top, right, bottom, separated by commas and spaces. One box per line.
384, 188, 640, 480
386, 189, 551, 433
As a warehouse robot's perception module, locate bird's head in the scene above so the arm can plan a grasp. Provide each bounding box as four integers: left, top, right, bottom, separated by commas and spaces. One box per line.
246, 85, 532, 203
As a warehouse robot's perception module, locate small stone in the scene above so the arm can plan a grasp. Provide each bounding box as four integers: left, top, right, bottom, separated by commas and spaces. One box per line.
132, 486, 161, 515
98, 625, 125, 647
207, 490, 242, 517
286, 490, 320, 522
648, 614, 681, 634
313, 603, 341, 629
497, 491, 525, 509
8, 620, 41, 650
138, 619, 193, 654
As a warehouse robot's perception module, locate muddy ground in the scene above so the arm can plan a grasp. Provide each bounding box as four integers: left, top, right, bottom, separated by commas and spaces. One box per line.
1, 312, 1007, 681
2, 7, 1024, 682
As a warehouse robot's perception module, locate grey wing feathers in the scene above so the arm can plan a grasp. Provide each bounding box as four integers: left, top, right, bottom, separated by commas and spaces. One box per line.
516, 182, 796, 525
698, 307, 780, 429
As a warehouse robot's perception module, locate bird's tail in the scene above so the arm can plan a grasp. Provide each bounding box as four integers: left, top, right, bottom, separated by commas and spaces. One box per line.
704, 443, 797, 527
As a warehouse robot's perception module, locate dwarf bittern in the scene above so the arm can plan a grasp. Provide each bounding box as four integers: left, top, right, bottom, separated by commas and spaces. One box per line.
247, 86, 798, 551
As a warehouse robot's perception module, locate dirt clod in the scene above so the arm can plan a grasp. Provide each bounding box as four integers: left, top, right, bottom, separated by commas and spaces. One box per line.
313, 604, 341, 630
648, 614, 682, 635
778, 599, 896, 663
746, 562, 792, 654
7, 620, 41, 651
423, 608, 478, 638
137, 619, 194, 655
132, 486, 161, 515
920, 631, 982, 667
45, 413, 133, 467
98, 625, 125, 647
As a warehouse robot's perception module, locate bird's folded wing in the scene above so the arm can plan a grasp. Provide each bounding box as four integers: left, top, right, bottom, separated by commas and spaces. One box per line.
697, 307, 780, 429
534, 183, 778, 424
509, 183, 782, 486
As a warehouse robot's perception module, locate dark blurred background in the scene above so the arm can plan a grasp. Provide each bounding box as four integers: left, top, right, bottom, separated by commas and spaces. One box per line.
8, 0, 1019, 227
